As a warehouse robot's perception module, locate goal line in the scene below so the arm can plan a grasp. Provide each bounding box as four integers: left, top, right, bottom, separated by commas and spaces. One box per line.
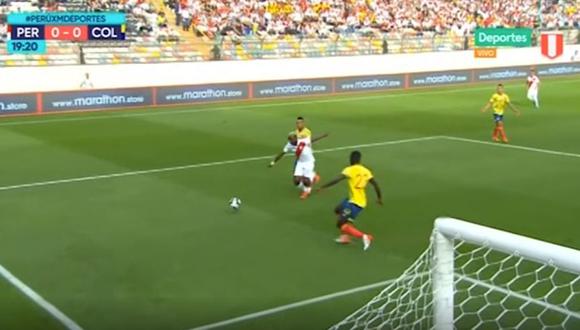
0, 262, 83, 330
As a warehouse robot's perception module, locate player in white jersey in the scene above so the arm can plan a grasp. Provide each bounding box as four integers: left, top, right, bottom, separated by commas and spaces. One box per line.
526, 69, 540, 109
269, 131, 328, 199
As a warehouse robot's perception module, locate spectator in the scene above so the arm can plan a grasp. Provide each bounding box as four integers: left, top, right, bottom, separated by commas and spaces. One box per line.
211, 43, 221, 60
80, 73, 94, 89
175, 0, 579, 40
157, 11, 168, 28
381, 37, 388, 54
181, 9, 191, 31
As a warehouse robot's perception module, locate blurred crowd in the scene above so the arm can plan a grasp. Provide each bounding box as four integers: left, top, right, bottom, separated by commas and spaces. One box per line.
167, 0, 579, 39
87, 0, 180, 40
0, 0, 179, 42
1, 0, 579, 44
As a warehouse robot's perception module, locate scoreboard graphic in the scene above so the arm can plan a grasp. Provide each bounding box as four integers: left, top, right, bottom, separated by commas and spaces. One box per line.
6, 12, 126, 54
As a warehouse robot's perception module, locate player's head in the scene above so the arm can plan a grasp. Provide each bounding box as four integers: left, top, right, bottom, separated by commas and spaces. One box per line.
288, 132, 298, 145
350, 151, 362, 165
530, 68, 536, 75
496, 83, 504, 94
296, 116, 305, 131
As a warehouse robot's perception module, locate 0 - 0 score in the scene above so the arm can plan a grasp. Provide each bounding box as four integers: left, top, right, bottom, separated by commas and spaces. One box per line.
46, 26, 86, 40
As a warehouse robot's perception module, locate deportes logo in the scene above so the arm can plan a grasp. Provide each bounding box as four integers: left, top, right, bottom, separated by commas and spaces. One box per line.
541, 33, 564, 59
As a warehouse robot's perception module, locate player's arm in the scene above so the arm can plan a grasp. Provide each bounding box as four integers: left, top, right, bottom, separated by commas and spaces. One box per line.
369, 178, 383, 205
311, 133, 329, 144
506, 98, 521, 116
317, 174, 347, 191
269, 151, 287, 167
480, 101, 492, 113
508, 102, 521, 116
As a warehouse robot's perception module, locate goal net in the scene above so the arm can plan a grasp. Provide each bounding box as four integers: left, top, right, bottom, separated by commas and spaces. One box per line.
330, 217, 580, 330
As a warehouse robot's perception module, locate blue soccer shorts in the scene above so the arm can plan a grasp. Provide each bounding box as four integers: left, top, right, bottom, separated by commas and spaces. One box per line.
338, 198, 363, 222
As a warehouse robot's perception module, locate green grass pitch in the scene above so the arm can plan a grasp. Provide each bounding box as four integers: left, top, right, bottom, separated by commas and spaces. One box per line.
0, 77, 579, 330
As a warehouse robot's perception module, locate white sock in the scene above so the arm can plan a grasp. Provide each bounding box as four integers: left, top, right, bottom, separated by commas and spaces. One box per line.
297, 182, 305, 189
303, 186, 312, 193
535, 97, 539, 108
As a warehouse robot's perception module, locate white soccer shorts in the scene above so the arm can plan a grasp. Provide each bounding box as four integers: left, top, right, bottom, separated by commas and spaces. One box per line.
293, 161, 316, 181
527, 89, 538, 101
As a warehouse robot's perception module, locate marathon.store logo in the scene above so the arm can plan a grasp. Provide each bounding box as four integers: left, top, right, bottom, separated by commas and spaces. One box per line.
410, 71, 471, 87
0, 94, 37, 115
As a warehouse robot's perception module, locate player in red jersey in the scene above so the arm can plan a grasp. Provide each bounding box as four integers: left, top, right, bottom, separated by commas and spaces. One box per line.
269, 131, 328, 199
526, 68, 540, 109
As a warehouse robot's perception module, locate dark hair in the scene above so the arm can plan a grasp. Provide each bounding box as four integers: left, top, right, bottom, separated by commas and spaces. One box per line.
497, 83, 504, 87
297, 116, 304, 120
350, 150, 362, 164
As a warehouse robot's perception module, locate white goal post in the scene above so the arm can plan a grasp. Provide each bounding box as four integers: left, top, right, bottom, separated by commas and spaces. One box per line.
331, 217, 580, 330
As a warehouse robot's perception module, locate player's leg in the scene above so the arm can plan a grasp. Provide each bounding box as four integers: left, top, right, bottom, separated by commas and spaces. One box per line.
334, 200, 373, 250
300, 177, 312, 199
313, 173, 321, 185
293, 176, 302, 187
293, 161, 304, 189
312, 163, 321, 185
497, 120, 508, 143
492, 115, 501, 142
528, 89, 539, 109
299, 162, 315, 199
527, 89, 534, 105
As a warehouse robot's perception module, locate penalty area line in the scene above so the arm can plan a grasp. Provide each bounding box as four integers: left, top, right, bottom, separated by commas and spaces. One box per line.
0, 262, 84, 330
0, 136, 440, 192
188, 278, 398, 330
442, 136, 580, 159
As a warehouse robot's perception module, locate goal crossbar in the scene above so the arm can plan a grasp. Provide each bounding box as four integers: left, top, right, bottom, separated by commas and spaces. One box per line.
435, 217, 580, 275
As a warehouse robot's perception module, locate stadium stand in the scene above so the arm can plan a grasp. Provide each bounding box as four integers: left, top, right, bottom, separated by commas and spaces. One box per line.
0, 0, 578, 65
192, 0, 578, 60
180, 0, 579, 38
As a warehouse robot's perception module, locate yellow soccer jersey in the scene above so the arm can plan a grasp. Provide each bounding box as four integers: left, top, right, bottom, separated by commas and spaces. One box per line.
295, 127, 311, 139
490, 93, 510, 115
342, 164, 374, 208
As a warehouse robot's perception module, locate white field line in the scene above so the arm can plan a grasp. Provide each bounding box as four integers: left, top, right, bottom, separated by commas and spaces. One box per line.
2, 77, 578, 128
2, 135, 580, 193
0, 136, 439, 192
189, 278, 398, 330
0, 263, 84, 330
1, 135, 578, 330
442, 136, 580, 159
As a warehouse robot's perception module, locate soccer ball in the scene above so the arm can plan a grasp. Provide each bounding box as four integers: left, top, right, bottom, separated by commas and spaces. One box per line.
229, 197, 242, 210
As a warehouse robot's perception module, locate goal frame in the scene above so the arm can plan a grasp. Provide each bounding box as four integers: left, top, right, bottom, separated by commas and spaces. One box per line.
432, 217, 580, 330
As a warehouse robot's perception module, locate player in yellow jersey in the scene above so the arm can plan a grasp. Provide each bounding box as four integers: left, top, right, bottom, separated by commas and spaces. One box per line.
481, 84, 521, 143
317, 151, 382, 251
295, 116, 311, 139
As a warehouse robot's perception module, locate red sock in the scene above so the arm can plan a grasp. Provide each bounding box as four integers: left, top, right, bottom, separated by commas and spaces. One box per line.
498, 126, 508, 140
341, 223, 365, 239
492, 127, 499, 139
